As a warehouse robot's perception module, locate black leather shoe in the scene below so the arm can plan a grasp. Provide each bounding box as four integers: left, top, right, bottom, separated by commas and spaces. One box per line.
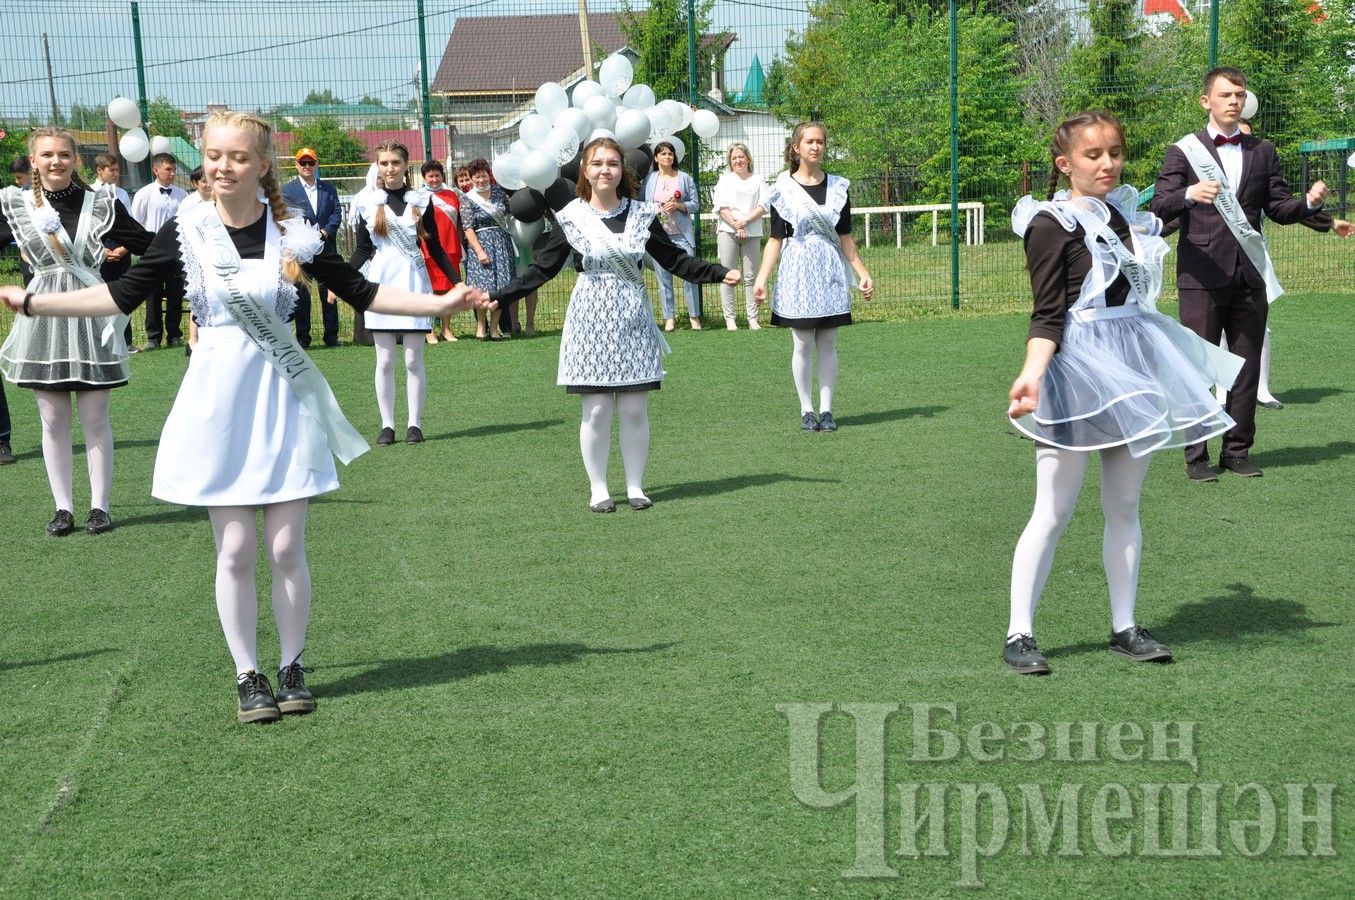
1186, 461, 1219, 482
276, 659, 316, 715
1109, 626, 1173, 662
0, 441, 14, 465
46, 509, 76, 537
628, 496, 653, 510
166, 338, 184, 348
236, 671, 281, 724
375, 427, 396, 446
590, 499, 616, 513
818, 411, 837, 432
801, 411, 819, 431
405, 426, 424, 444
1258, 396, 1284, 410
1220, 456, 1262, 477
1003, 634, 1051, 675
85, 508, 113, 535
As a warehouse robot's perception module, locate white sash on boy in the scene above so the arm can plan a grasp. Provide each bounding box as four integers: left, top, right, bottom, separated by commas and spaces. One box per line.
464, 188, 512, 232
192, 208, 368, 468
781, 174, 857, 287
558, 200, 645, 285
1176, 134, 1284, 303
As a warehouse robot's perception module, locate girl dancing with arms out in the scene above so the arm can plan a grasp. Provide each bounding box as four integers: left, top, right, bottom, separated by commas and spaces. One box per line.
492, 138, 738, 512
1, 112, 487, 722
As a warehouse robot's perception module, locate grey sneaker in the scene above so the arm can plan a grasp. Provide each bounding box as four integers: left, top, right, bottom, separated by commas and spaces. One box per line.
1003, 634, 1051, 675
1109, 626, 1173, 662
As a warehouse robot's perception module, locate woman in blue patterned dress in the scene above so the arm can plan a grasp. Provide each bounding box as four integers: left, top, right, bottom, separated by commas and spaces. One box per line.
460, 158, 516, 340
753, 122, 874, 433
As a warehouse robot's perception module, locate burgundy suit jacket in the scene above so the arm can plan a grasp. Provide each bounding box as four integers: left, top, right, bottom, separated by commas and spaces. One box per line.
1150, 129, 1318, 292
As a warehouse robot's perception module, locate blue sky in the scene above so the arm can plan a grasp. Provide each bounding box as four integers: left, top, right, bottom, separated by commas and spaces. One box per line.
0, 0, 807, 120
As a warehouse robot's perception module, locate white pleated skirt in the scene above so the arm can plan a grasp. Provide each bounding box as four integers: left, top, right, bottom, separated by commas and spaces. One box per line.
153, 326, 339, 506
361, 251, 433, 333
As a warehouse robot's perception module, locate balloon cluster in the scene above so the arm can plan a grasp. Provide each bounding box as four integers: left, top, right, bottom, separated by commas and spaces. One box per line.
107, 96, 173, 163
491, 53, 723, 230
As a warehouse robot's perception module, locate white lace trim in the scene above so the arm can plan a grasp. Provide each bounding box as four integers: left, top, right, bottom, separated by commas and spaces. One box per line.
177, 209, 298, 322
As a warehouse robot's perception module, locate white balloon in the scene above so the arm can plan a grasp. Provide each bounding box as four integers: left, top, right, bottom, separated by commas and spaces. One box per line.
583, 95, 617, 131
534, 82, 569, 122
646, 105, 674, 143
107, 97, 141, 130
546, 124, 580, 165
622, 84, 656, 111
519, 113, 553, 150
572, 80, 604, 108
511, 216, 546, 250
598, 54, 634, 98
556, 108, 591, 144
149, 135, 172, 156
614, 108, 651, 151
520, 149, 558, 191
663, 134, 685, 164
587, 128, 617, 144
1242, 90, 1258, 120
510, 139, 530, 158
1347, 151, 1355, 169
691, 109, 720, 140
667, 100, 693, 132
119, 128, 150, 163
492, 152, 525, 190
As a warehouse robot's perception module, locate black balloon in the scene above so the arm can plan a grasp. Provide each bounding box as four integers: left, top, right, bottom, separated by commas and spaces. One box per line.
508, 188, 546, 223
560, 150, 583, 183
625, 147, 652, 181
544, 177, 576, 212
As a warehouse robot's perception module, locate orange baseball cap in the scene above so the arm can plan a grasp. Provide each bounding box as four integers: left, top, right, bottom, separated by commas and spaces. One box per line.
294, 147, 318, 162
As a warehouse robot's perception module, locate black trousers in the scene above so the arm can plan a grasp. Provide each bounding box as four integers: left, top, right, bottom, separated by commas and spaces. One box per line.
144, 275, 185, 345
1178, 269, 1268, 464
294, 281, 340, 347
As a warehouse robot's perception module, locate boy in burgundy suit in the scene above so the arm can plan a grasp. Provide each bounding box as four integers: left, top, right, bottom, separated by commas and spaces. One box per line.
1151, 67, 1328, 481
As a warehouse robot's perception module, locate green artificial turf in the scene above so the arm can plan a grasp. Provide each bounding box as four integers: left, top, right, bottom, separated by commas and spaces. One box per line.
1, 296, 1351, 896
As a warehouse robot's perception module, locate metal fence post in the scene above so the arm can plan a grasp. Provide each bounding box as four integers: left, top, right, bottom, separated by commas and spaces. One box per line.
1208, 0, 1219, 68
416, 0, 433, 161
130, 1, 151, 186
686, 0, 701, 250
948, 0, 960, 310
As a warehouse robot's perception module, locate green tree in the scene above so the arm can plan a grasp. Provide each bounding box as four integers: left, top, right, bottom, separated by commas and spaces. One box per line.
618, 0, 714, 100
291, 116, 369, 178
147, 95, 189, 140
303, 88, 342, 106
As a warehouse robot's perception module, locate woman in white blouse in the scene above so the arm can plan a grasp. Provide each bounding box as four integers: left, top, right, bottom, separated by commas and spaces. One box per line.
712, 143, 768, 330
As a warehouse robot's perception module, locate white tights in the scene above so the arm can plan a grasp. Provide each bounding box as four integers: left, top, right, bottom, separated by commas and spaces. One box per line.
34, 389, 114, 513
209, 499, 311, 676
791, 327, 839, 414
579, 392, 650, 504
373, 332, 426, 429
1008, 445, 1151, 640
1218, 327, 1275, 404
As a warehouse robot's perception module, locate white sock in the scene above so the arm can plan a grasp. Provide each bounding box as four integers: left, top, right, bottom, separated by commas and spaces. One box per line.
373, 332, 398, 429
209, 505, 260, 676
34, 390, 74, 512
264, 499, 311, 667
1257, 328, 1275, 401
1009, 447, 1089, 640
403, 336, 426, 428
791, 329, 815, 414
617, 392, 650, 500
579, 393, 614, 504
1100, 445, 1150, 634
76, 390, 114, 512
815, 327, 839, 413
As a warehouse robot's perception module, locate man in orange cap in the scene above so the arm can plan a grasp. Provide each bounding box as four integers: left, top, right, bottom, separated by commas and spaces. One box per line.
282, 147, 343, 346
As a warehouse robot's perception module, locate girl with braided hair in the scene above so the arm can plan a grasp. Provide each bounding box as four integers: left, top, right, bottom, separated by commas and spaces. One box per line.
0, 112, 488, 724
0, 127, 153, 536
348, 141, 460, 444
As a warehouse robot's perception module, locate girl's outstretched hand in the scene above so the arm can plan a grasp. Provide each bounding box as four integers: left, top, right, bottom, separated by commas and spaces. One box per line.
1007, 373, 1041, 419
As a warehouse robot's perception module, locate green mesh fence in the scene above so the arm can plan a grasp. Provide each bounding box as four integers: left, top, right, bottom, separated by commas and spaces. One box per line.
1, 0, 1351, 340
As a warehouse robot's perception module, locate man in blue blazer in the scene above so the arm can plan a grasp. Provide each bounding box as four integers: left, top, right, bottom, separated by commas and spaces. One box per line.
281, 147, 343, 347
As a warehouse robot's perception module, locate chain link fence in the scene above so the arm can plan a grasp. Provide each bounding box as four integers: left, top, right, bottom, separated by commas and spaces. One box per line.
2, 0, 1351, 339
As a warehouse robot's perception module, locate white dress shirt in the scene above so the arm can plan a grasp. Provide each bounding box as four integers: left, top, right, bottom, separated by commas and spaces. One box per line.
1206, 123, 1244, 189
131, 182, 188, 231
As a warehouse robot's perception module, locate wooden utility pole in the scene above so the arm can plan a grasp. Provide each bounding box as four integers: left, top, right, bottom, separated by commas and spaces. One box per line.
42, 34, 61, 124
577, 0, 594, 75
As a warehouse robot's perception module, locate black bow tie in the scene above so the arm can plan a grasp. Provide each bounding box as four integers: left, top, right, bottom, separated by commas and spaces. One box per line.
1213, 133, 1242, 147
159, 186, 173, 195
